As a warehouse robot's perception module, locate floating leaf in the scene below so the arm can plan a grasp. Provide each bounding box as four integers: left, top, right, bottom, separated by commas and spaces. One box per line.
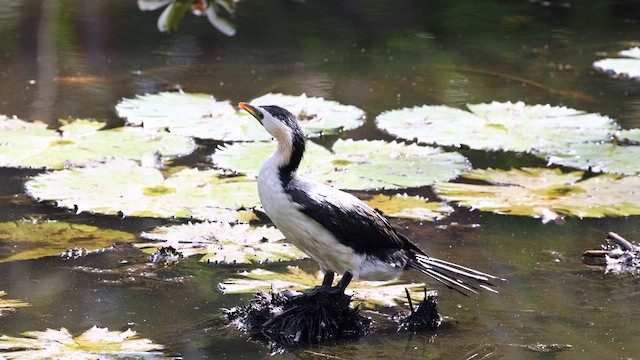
0, 116, 195, 169
544, 142, 640, 175
364, 194, 453, 221
0, 291, 30, 316
116, 92, 363, 141
618, 129, 640, 143
0, 221, 135, 263
250, 93, 365, 136
0, 326, 166, 359
219, 266, 427, 308
434, 167, 640, 219
25, 160, 260, 221
213, 139, 470, 190
137, 222, 307, 264
593, 47, 640, 80
376, 102, 617, 152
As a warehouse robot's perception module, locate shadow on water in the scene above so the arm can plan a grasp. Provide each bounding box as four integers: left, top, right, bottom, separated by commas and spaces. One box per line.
1, 0, 640, 359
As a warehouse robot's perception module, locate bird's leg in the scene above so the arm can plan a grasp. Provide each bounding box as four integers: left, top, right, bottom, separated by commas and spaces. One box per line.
336, 272, 353, 293
322, 271, 335, 287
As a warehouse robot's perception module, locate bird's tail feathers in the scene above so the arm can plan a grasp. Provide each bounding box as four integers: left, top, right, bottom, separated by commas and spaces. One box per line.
409, 254, 503, 295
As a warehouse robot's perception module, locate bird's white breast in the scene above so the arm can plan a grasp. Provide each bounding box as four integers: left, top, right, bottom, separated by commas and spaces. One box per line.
257, 156, 402, 281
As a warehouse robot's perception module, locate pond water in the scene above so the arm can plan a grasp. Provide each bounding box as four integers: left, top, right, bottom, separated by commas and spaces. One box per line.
1, 0, 640, 359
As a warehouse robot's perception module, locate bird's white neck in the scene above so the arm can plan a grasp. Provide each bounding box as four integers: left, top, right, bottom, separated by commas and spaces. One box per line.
263, 126, 306, 181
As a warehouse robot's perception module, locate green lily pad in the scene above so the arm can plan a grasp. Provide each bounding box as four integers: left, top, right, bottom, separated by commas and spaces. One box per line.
434, 167, 640, 219
364, 194, 454, 221
116, 92, 364, 141
250, 93, 365, 136
544, 142, 640, 175
213, 139, 470, 190
618, 129, 640, 143
25, 160, 260, 221
376, 102, 617, 152
0, 116, 195, 169
0, 291, 30, 315
0, 326, 166, 359
0, 220, 135, 263
137, 222, 307, 264
218, 266, 428, 308
593, 47, 640, 80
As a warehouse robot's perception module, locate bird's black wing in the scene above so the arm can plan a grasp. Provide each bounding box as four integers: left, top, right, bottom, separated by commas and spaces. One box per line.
284, 176, 421, 256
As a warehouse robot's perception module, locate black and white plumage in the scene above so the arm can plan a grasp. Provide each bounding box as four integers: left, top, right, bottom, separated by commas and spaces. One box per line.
239, 102, 500, 295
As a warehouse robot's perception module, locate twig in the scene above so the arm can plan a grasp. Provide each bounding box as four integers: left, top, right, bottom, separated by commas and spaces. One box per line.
606, 232, 636, 251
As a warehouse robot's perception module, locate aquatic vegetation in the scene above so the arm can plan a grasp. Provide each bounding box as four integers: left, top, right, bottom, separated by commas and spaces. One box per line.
0, 220, 134, 263
249, 93, 365, 136
213, 139, 470, 190
0, 292, 29, 316
137, 222, 307, 264
376, 102, 616, 153
593, 47, 640, 80
116, 92, 365, 141
218, 266, 428, 308
0, 326, 168, 359
25, 160, 259, 221
435, 167, 640, 219
364, 194, 453, 221
0, 116, 195, 170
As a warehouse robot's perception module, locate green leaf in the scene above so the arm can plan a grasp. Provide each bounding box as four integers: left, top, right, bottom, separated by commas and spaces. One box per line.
0, 326, 167, 359
213, 139, 470, 190
376, 102, 617, 152
25, 160, 260, 221
593, 47, 640, 80
364, 194, 453, 221
434, 167, 640, 219
544, 142, 640, 175
137, 222, 307, 264
0, 220, 135, 263
0, 116, 195, 170
250, 93, 365, 136
218, 266, 428, 308
0, 291, 30, 315
116, 92, 364, 141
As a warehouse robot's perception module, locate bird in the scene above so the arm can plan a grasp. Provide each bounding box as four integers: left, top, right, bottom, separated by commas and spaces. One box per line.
238, 102, 501, 295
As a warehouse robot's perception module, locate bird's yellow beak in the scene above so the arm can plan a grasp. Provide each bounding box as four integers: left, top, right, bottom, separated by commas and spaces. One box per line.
238, 102, 262, 123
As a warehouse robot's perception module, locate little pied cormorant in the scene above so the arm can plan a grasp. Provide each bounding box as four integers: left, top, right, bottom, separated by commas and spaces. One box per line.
239, 102, 500, 295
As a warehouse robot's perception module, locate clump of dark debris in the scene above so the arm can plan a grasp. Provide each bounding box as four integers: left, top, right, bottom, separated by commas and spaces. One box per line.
583, 232, 640, 275
224, 287, 371, 349
148, 246, 183, 264
392, 288, 441, 332
224, 286, 443, 351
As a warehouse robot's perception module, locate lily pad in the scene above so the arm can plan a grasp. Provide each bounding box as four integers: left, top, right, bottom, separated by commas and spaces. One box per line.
0, 291, 29, 315
364, 194, 454, 221
544, 142, 640, 175
137, 222, 307, 264
250, 93, 365, 136
0, 116, 195, 169
376, 102, 617, 152
218, 266, 428, 308
116, 92, 364, 141
212, 139, 470, 190
593, 47, 640, 80
434, 167, 640, 219
0, 326, 166, 359
618, 129, 640, 144
25, 160, 260, 221
0, 220, 135, 263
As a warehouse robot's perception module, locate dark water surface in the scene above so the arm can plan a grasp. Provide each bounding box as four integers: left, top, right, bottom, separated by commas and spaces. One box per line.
1, 1, 640, 359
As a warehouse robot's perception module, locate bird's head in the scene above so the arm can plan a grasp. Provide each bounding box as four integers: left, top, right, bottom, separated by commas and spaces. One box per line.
238, 102, 304, 142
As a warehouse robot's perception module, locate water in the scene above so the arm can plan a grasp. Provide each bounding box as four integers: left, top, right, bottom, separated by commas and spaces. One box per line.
1, 0, 640, 358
